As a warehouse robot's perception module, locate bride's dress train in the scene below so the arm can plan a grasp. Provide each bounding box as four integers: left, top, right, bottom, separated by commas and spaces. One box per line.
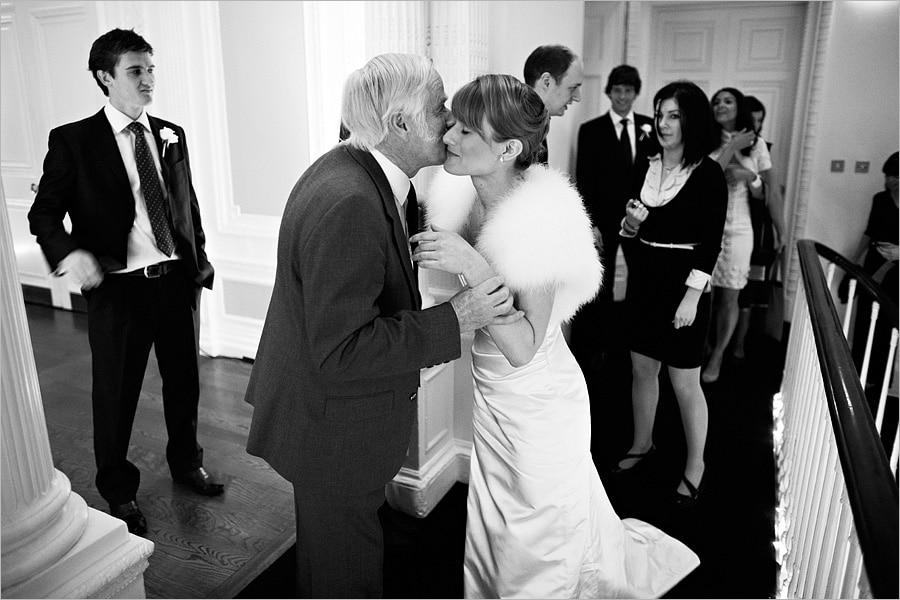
463, 326, 700, 599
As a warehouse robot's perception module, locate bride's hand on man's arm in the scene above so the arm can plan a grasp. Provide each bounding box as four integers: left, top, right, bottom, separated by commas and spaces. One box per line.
411, 225, 493, 285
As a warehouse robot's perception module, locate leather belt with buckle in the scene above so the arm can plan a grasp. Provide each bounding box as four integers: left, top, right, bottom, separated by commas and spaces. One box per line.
124, 260, 180, 278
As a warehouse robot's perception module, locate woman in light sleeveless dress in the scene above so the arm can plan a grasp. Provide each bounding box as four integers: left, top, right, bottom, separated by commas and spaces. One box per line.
702, 87, 770, 383
411, 74, 699, 599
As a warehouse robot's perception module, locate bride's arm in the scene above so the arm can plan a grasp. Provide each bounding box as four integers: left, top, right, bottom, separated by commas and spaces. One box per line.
486, 286, 553, 367
411, 226, 553, 367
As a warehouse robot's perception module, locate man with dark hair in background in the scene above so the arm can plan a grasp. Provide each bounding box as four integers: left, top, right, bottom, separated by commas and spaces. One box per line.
571, 65, 658, 372
29, 28, 223, 536
523, 44, 584, 164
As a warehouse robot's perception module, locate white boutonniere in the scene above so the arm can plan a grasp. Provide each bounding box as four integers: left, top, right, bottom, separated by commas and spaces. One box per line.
160, 127, 179, 158
639, 123, 653, 142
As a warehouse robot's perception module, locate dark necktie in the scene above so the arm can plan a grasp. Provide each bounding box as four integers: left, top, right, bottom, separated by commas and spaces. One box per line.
405, 183, 420, 240
406, 184, 420, 284
127, 121, 175, 256
620, 118, 632, 167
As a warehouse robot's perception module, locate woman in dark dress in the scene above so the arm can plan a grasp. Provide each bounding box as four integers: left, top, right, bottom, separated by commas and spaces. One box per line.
845, 152, 899, 388
612, 81, 727, 507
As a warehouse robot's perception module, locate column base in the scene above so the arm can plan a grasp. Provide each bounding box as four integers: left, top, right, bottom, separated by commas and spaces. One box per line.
3, 507, 154, 599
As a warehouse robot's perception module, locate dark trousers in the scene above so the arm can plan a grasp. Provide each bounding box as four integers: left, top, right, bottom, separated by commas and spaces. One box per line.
85, 265, 203, 505
293, 484, 386, 598
571, 228, 624, 363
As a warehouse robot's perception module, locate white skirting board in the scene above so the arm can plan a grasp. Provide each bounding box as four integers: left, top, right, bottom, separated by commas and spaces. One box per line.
386, 440, 472, 519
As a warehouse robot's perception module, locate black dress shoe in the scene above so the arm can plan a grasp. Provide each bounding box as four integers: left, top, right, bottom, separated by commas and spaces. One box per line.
173, 467, 225, 496
110, 500, 148, 536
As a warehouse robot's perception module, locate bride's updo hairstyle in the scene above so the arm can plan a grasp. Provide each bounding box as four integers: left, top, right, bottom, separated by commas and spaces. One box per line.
451, 74, 549, 169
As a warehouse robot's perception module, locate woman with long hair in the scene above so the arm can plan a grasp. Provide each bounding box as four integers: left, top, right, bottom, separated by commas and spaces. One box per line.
702, 87, 773, 382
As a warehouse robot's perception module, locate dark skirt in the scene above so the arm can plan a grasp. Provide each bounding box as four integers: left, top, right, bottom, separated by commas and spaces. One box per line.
623, 240, 712, 369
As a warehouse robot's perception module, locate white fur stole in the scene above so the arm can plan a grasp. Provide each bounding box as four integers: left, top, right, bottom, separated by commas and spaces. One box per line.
425, 165, 602, 323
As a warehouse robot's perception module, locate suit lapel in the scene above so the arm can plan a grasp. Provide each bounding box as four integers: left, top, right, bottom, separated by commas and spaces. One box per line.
147, 115, 172, 185
348, 146, 421, 307
90, 110, 131, 191
600, 113, 620, 164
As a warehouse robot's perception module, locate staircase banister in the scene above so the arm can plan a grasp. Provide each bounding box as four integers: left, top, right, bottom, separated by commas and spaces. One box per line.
813, 241, 899, 330
798, 239, 898, 599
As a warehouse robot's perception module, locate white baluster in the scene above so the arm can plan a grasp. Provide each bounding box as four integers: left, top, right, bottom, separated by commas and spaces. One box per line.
874, 328, 898, 433
859, 301, 880, 389
890, 422, 899, 479
843, 279, 857, 338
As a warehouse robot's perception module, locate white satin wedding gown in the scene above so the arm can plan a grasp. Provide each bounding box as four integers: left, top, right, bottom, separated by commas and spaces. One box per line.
424, 164, 700, 598
463, 323, 701, 598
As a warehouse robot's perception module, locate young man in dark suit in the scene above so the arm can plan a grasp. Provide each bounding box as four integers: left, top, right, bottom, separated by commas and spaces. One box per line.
28, 28, 222, 536
244, 53, 521, 598
572, 65, 658, 370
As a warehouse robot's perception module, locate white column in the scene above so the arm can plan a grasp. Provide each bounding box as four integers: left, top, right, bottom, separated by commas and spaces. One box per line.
429, 0, 488, 96
364, 1, 428, 57
385, 1, 489, 518
1, 185, 152, 595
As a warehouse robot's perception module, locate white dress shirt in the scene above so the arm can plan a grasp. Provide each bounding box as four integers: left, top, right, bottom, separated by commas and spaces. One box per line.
103, 102, 180, 273
370, 149, 412, 238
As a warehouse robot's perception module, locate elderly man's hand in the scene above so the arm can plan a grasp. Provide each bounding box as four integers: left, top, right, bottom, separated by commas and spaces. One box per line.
450, 276, 524, 333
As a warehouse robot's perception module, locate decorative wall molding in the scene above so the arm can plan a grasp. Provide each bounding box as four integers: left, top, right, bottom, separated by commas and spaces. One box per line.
782, 1, 832, 324
28, 3, 88, 133
387, 439, 471, 518
0, 10, 37, 174
303, 1, 366, 162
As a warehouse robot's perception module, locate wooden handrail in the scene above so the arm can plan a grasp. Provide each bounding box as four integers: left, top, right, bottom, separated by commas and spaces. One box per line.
813, 240, 899, 330
797, 239, 898, 599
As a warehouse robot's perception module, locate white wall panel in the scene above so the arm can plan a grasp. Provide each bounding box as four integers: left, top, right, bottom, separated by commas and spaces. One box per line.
662, 21, 715, 72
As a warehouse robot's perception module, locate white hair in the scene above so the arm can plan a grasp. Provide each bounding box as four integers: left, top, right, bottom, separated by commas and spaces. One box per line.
341, 53, 438, 150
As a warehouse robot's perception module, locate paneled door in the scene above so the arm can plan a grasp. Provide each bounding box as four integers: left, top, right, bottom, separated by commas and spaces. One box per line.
645, 1, 806, 187
1, 1, 100, 308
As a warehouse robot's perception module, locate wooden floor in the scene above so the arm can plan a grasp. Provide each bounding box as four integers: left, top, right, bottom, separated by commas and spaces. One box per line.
27, 303, 295, 599
27, 299, 782, 598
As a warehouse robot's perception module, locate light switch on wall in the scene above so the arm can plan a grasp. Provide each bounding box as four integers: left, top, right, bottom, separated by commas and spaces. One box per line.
855, 161, 870, 174
830, 160, 845, 172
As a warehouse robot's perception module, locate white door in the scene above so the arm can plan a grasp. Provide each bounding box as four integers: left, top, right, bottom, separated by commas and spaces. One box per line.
644, 1, 806, 188
1, 1, 101, 308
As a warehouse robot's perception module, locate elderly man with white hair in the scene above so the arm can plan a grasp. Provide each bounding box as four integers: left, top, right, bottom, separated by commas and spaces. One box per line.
244, 53, 521, 598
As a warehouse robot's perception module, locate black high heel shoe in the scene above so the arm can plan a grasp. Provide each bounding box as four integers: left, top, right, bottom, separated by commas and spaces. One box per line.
674, 473, 705, 507
610, 444, 656, 474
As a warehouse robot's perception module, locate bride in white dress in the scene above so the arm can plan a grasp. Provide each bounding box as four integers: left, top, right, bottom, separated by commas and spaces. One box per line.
411, 74, 700, 599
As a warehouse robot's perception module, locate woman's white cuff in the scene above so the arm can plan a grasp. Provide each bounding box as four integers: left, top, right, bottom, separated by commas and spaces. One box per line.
685, 269, 710, 290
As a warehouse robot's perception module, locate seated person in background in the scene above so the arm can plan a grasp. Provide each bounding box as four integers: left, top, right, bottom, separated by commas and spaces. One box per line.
841, 152, 899, 392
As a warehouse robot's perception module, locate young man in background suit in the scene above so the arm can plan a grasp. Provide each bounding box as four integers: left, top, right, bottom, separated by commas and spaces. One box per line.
29, 28, 222, 536
571, 65, 658, 371
244, 53, 520, 598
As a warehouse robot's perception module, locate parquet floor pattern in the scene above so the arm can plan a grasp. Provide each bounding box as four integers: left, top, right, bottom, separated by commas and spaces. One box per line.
27, 303, 295, 599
